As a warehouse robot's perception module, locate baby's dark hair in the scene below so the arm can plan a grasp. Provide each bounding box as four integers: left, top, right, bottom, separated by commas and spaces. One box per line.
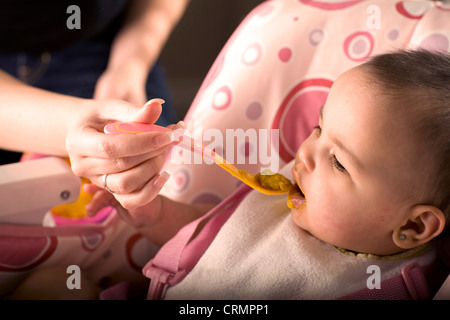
362, 49, 450, 231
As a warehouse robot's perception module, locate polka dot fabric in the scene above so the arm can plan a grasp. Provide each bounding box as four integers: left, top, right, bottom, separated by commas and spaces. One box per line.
0, 214, 160, 297
1, 0, 450, 296
0, 153, 160, 297
160, 0, 450, 206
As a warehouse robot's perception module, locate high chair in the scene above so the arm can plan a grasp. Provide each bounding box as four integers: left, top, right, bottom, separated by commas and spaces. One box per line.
1, 0, 450, 299
0, 155, 160, 299
0, 157, 80, 225
147, 0, 450, 300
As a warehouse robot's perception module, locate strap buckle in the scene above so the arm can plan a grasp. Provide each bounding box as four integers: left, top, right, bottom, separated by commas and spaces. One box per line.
145, 265, 173, 300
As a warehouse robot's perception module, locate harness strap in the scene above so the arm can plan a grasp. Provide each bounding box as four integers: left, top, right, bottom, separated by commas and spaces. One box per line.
338, 263, 432, 300
143, 185, 252, 300
143, 184, 433, 300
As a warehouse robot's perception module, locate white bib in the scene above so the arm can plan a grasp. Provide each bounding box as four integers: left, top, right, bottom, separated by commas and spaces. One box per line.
165, 163, 435, 299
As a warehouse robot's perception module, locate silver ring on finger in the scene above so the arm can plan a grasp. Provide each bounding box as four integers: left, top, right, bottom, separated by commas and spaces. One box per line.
103, 174, 115, 194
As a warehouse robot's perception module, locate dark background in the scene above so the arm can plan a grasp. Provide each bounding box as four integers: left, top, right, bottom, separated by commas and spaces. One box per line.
159, 0, 264, 121
0, 0, 264, 165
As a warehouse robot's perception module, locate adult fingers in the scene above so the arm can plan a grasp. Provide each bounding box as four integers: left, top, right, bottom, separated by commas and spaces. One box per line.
131, 98, 164, 124
95, 98, 163, 126
71, 144, 171, 179
67, 125, 173, 160
112, 171, 170, 211
97, 152, 168, 195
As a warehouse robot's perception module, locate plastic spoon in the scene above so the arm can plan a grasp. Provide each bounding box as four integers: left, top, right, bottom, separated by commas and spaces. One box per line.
104, 122, 294, 195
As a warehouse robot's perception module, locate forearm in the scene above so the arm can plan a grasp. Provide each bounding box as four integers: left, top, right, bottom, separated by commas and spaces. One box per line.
0, 70, 86, 156
138, 195, 213, 246
108, 0, 190, 72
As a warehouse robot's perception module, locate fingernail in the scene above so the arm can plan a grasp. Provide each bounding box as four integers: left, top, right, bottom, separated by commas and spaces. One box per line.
153, 171, 170, 189
176, 120, 186, 129
171, 120, 186, 131
144, 98, 165, 107
153, 131, 173, 146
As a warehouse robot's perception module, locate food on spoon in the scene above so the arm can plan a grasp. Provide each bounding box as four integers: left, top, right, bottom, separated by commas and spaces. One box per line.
104, 122, 295, 195
256, 169, 293, 193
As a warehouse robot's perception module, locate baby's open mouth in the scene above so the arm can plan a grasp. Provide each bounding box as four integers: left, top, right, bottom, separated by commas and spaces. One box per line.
287, 183, 306, 209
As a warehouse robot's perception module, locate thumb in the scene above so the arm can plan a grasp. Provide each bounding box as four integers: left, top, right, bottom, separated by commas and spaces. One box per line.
131, 98, 164, 124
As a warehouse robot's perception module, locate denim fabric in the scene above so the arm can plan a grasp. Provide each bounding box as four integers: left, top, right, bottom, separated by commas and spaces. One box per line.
0, 40, 177, 164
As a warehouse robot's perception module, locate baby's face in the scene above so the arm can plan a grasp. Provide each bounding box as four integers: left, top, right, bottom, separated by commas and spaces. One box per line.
291, 67, 421, 255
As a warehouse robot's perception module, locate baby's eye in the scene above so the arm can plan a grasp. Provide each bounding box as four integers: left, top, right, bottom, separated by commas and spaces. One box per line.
330, 155, 348, 174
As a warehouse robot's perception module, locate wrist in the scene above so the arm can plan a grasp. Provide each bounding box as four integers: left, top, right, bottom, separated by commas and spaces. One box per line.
38, 94, 89, 157
108, 27, 159, 74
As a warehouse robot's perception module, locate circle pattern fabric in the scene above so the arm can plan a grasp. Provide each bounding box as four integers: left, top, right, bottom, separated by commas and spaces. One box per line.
160, 0, 450, 206
2, 0, 450, 295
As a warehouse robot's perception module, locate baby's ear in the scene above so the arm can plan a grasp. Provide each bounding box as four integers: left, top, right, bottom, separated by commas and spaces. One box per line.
393, 205, 446, 250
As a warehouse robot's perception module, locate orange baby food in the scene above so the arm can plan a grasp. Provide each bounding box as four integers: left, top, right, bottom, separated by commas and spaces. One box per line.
256, 171, 293, 192
287, 184, 306, 209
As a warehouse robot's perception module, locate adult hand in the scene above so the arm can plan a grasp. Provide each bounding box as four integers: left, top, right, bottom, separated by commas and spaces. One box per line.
84, 182, 164, 229
93, 0, 190, 106
93, 57, 148, 106
66, 98, 181, 209
93, 19, 158, 106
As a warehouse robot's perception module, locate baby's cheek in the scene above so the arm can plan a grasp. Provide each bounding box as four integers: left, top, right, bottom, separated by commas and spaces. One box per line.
295, 201, 336, 238
309, 200, 353, 241
312, 196, 338, 225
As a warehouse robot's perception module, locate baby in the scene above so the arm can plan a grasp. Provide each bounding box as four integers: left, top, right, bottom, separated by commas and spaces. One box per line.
89, 49, 449, 299
289, 49, 450, 256
13, 50, 449, 299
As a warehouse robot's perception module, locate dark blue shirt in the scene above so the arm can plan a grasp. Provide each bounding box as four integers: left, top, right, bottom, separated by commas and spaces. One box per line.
0, 0, 128, 53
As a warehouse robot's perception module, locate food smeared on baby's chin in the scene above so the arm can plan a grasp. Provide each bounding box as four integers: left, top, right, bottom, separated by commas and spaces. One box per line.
287, 184, 306, 210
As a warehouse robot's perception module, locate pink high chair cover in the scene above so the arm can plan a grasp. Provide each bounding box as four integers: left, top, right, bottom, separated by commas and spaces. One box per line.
2, 0, 450, 299
160, 0, 450, 207
0, 155, 160, 296
141, 0, 450, 300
